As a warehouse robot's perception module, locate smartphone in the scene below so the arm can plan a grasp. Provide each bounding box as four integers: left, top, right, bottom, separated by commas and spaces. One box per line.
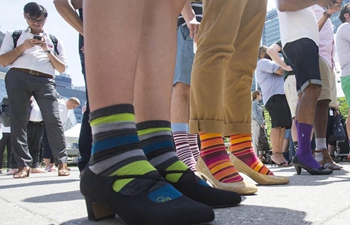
33, 35, 42, 41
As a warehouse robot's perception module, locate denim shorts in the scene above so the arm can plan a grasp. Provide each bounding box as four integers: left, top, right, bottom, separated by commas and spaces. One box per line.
283, 38, 322, 94
173, 25, 195, 85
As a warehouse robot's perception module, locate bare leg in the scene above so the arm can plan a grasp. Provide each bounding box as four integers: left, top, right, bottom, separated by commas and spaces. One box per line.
271, 127, 287, 165
171, 83, 190, 123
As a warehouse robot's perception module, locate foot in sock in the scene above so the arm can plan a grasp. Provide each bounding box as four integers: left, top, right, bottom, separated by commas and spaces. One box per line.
81, 105, 214, 224
188, 133, 200, 161
173, 131, 197, 172
138, 122, 242, 207
296, 123, 321, 169
230, 134, 274, 175
199, 133, 243, 183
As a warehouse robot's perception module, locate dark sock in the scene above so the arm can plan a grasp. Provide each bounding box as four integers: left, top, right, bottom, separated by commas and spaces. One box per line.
296, 123, 321, 169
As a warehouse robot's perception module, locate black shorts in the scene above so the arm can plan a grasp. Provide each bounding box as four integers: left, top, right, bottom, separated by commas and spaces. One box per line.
283, 38, 322, 94
265, 95, 292, 129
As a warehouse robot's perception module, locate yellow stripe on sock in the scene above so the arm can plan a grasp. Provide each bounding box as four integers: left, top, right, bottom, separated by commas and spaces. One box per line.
90, 113, 135, 126
111, 160, 156, 192
138, 127, 172, 136
165, 160, 188, 182
199, 133, 222, 140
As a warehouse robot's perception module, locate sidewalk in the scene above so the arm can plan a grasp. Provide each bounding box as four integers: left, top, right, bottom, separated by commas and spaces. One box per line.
0, 162, 350, 225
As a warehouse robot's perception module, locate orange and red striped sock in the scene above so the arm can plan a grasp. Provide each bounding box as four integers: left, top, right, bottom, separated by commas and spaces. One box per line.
199, 133, 243, 183
230, 134, 273, 175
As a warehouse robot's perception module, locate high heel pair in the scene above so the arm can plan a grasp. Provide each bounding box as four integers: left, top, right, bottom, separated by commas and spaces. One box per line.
81, 167, 215, 225
196, 155, 290, 195
81, 165, 246, 225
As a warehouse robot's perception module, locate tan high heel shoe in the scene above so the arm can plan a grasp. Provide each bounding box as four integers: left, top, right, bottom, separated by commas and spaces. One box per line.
229, 154, 290, 185
196, 157, 258, 195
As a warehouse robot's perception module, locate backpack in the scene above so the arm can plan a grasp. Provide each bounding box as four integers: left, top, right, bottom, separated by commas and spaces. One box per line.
12, 30, 59, 55
0, 96, 11, 127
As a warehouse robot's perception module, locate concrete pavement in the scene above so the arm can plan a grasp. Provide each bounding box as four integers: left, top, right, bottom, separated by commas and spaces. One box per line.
1, 162, 350, 225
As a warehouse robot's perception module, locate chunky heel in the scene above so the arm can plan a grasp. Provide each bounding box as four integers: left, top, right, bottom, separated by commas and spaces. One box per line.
85, 198, 115, 221
294, 165, 301, 175
80, 167, 214, 225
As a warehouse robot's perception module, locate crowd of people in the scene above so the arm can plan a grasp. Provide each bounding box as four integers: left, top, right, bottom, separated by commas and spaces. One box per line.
0, 0, 349, 224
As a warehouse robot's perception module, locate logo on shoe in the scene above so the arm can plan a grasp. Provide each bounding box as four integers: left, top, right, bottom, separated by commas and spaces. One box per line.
156, 197, 172, 203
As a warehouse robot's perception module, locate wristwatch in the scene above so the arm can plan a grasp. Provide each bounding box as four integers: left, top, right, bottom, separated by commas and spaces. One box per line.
45, 49, 51, 55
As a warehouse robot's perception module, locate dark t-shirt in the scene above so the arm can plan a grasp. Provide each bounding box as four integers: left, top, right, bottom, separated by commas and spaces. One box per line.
276, 40, 295, 80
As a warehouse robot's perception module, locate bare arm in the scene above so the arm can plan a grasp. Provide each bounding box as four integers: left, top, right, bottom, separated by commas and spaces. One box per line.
0, 38, 35, 67
0, 49, 22, 67
267, 44, 292, 71
180, 1, 200, 42
54, 0, 83, 36
318, 2, 341, 31
274, 67, 284, 76
277, 0, 332, 12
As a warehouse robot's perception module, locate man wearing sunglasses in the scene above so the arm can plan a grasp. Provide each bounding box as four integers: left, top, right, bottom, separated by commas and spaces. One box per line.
0, 2, 69, 178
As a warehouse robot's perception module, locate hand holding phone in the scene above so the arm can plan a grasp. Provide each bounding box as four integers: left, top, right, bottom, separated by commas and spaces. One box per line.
33, 35, 42, 41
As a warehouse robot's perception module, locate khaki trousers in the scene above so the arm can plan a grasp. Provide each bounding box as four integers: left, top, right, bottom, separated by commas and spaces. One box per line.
190, 0, 267, 136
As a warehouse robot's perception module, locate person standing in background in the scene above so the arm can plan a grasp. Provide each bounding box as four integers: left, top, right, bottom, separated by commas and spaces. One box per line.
255, 46, 292, 167
251, 90, 265, 160
0, 2, 69, 178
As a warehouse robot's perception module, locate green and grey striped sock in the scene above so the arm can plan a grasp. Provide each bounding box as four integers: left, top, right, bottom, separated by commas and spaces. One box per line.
88, 104, 182, 202
137, 121, 188, 183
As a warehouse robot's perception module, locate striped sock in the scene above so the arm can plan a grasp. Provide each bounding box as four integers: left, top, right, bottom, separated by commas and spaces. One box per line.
89, 104, 182, 201
137, 121, 188, 183
173, 131, 197, 172
188, 134, 200, 161
230, 134, 273, 175
200, 133, 243, 183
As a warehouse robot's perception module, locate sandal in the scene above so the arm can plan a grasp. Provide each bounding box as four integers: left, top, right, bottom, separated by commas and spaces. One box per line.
58, 163, 70, 176
314, 149, 341, 170
271, 152, 293, 167
13, 167, 30, 178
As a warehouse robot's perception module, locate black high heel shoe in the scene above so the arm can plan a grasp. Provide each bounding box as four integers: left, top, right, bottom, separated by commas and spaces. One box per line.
80, 167, 214, 225
292, 156, 333, 175
160, 168, 241, 208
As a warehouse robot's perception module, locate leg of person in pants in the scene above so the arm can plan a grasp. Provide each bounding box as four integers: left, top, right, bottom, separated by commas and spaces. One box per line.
5, 70, 33, 178
34, 82, 68, 176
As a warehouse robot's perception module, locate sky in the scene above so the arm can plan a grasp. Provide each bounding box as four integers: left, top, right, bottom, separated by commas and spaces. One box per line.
0, 0, 277, 87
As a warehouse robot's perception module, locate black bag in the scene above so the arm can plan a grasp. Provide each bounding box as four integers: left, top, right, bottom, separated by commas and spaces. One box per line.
0, 96, 10, 127
258, 127, 270, 152
330, 113, 347, 141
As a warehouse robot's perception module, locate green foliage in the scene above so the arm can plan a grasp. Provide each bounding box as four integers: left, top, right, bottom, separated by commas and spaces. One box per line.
338, 97, 348, 119
262, 97, 349, 141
